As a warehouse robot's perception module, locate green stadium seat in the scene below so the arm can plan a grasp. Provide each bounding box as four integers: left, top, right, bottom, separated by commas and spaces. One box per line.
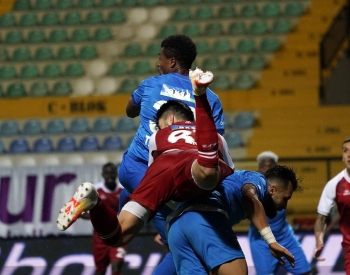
172, 8, 191, 21
22, 119, 42, 135
35, 47, 53, 61
163, 0, 181, 4
107, 10, 125, 24
6, 83, 26, 97
247, 55, 267, 70
76, 0, 94, 8
123, 43, 142, 57
120, 0, 138, 7
226, 0, 243, 2
0, 65, 16, 79
236, 38, 256, 53
119, 78, 139, 93
205, 23, 223, 36
41, 12, 59, 26
5, 30, 23, 44
195, 6, 213, 20
132, 60, 152, 75
224, 132, 243, 148
183, 23, 201, 37
79, 45, 97, 59
272, 19, 292, 34
218, 5, 236, 18
260, 37, 280, 53
108, 61, 128, 76
0, 85, 3, 96
65, 62, 84, 77
210, 75, 231, 90
208, 0, 223, 2
71, 28, 89, 42
98, 0, 116, 7
224, 56, 243, 71
0, 120, 19, 136
228, 21, 246, 35
20, 64, 39, 78
46, 119, 65, 134
0, 49, 8, 62
34, 0, 52, 10
142, 0, 160, 7
185, 0, 202, 3
94, 28, 112, 41
56, 46, 75, 60
27, 30, 45, 43
14, 0, 31, 10
241, 3, 258, 17
93, 117, 112, 133
85, 11, 103, 24
42, 64, 61, 78
212, 39, 231, 54
145, 43, 160, 57
261, 3, 280, 18
63, 12, 81, 25
12, 47, 31, 62
249, 20, 268, 35
158, 25, 177, 38
20, 13, 37, 27
233, 74, 255, 89
0, 13, 15, 27
195, 40, 210, 54
29, 82, 49, 97
202, 57, 220, 71
55, 0, 73, 9
52, 81, 72, 96
49, 29, 67, 42
285, 2, 304, 17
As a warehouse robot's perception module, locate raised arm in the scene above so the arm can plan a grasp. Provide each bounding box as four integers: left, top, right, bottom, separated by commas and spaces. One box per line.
242, 184, 295, 267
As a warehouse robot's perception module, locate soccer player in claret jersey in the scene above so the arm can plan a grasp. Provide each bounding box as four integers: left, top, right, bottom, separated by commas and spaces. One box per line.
80, 163, 126, 275
56, 70, 233, 254
314, 137, 350, 273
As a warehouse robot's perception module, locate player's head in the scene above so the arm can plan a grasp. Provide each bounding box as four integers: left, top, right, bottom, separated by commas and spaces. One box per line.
256, 151, 278, 175
156, 100, 195, 130
158, 35, 197, 75
102, 162, 117, 186
262, 165, 300, 218
342, 137, 350, 170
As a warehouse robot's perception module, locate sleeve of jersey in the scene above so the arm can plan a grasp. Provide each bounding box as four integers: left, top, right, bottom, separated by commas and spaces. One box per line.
131, 79, 147, 107
207, 90, 225, 135
148, 133, 157, 166
243, 172, 266, 201
317, 176, 338, 216
218, 134, 234, 169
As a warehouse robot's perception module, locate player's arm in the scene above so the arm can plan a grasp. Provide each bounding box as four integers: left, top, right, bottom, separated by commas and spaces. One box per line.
126, 97, 140, 118
241, 183, 295, 268
314, 213, 328, 261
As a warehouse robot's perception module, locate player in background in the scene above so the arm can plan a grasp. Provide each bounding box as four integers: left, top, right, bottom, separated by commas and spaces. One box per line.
167, 165, 299, 275
314, 137, 350, 274
80, 163, 126, 275
117, 34, 225, 274
248, 151, 311, 275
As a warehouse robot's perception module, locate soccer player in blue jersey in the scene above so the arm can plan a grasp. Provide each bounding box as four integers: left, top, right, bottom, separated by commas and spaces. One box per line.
117, 34, 225, 275
248, 151, 311, 275
167, 165, 299, 275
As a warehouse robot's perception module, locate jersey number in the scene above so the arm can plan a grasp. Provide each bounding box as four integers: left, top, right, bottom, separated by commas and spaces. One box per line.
168, 130, 196, 145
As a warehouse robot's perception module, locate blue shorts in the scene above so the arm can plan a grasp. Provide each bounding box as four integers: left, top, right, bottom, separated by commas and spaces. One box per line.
118, 151, 148, 194
168, 211, 245, 274
249, 228, 311, 275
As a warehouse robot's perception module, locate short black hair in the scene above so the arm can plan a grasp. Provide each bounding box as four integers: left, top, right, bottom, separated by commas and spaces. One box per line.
343, 137, 350, 145
102, 162, 117, 171
155, 100, 194, 127
265, 165, 301, 191
161, 35, 197, 69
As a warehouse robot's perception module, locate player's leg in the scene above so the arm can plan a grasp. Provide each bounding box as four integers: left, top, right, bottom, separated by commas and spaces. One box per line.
278, 229, 311, 275
152, 252, 177, 275
56, 182, 146, 246
342, 245, 350, 275
190, 69, 231, 190
93, 239, 109, 275
109, 246, 127, 275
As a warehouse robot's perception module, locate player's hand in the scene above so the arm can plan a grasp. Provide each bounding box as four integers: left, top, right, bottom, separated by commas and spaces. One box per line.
154, 234, 164, 246
269, 242, 295, 267
314, 243, 325, 261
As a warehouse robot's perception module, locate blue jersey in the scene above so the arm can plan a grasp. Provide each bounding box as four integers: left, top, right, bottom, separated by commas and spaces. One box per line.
127, 72, 225, 163
195, 170, 268, 226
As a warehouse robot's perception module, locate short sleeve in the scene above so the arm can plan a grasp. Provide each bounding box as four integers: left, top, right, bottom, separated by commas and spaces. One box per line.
131, 80, 146, 108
